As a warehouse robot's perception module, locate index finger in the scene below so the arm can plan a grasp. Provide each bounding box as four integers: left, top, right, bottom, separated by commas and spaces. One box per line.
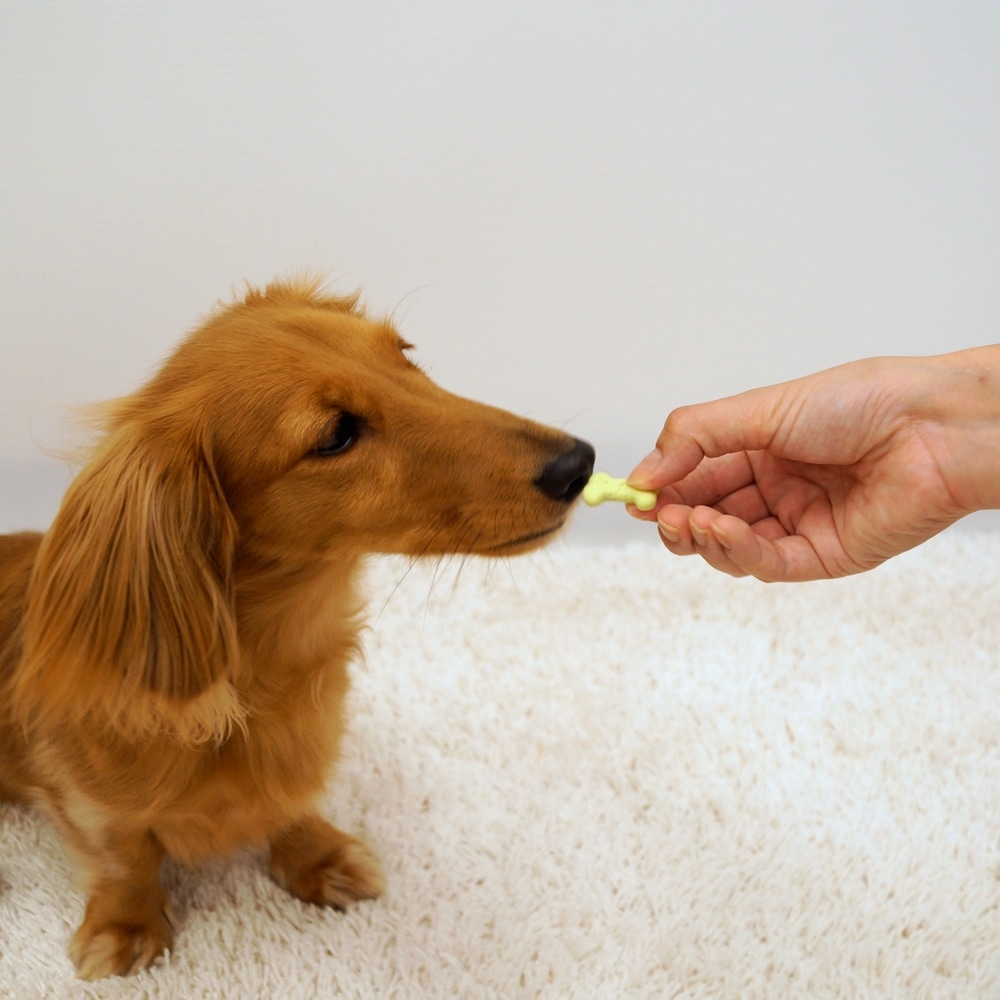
628, 387, 775, 490
629, 387, 783, 491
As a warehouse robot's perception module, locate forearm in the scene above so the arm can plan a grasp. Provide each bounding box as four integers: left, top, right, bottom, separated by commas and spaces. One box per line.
905, 345, 1000, 514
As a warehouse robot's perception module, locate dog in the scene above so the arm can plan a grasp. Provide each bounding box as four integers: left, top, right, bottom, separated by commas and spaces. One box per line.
0, 278, 594, 979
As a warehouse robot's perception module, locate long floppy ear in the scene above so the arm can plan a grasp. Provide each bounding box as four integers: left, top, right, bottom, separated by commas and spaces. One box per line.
14, 427, 242, 744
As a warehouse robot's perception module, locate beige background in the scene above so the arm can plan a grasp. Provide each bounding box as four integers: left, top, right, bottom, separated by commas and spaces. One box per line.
2, 1, 998, 543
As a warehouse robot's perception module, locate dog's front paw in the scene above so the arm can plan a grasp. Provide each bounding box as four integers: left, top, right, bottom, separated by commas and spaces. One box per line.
270, 815, 386, 910
303, 836, 385, 911
70, 905, 173, 980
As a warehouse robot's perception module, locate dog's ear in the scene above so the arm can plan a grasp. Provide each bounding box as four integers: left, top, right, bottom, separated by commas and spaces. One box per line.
15, 427, 243, 744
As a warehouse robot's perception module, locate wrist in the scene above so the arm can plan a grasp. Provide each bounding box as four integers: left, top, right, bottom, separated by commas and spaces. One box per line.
914, 346, 1000, 514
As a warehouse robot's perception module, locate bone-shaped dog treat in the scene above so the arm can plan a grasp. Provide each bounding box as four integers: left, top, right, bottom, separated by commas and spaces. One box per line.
582, 472, 658, 511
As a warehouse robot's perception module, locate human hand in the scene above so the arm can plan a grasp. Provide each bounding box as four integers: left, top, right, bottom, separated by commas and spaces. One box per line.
627, 349, 1000, 581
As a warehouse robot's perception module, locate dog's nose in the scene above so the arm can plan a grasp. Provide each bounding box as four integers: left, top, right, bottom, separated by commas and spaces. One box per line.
534, 438, 596, 504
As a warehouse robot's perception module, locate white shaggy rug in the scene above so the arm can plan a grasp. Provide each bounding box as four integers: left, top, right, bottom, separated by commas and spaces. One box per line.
2, 533, 999, 999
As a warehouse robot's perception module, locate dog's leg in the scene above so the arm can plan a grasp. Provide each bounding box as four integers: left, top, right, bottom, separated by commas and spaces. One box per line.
269, 814, 385, 910
68, 829, 173, 980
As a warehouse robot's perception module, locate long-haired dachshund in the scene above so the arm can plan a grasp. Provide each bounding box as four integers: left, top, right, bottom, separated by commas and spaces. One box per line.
0, 279, 594, 979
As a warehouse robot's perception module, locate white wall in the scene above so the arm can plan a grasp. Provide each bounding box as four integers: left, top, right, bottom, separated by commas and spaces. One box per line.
2, 1, 998, 542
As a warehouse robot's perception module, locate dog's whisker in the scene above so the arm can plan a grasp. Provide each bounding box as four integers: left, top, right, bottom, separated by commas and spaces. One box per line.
388, 281, 442, 329
500, 550, 518, 589
423, 555, 445, 625
449, 541, 480, 611
425, 519, 473, 621
444, 522, 481, 611
374, 524, 450, 625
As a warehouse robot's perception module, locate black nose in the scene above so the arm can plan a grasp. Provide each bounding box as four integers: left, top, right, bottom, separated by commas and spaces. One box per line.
534, 438, 596, 504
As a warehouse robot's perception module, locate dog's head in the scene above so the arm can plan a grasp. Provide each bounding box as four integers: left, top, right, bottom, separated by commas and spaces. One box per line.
161, 279, 594, 561
16, 280, 593, 741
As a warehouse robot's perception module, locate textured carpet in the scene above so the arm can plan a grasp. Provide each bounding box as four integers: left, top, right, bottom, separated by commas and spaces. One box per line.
1, 534, 999, 999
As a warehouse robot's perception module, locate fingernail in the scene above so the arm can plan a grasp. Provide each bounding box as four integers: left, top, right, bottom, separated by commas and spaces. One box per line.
630, 448, 662, 486
689, 522, 709, 547
659, 522, 680, 544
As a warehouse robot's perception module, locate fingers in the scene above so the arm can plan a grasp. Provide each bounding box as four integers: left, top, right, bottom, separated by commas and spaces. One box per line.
656, 507, 749, 577
628, 451, 760, 525
656, 506, 832, 582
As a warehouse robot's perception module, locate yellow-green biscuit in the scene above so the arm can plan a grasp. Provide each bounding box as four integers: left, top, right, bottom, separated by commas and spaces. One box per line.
582, 472, 657, 511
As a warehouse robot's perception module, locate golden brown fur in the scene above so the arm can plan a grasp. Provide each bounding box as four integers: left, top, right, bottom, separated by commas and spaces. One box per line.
0, 279, 594, 979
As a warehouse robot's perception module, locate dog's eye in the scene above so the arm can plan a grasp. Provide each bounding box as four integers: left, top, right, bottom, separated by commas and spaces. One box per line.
312, 413, 362, 457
